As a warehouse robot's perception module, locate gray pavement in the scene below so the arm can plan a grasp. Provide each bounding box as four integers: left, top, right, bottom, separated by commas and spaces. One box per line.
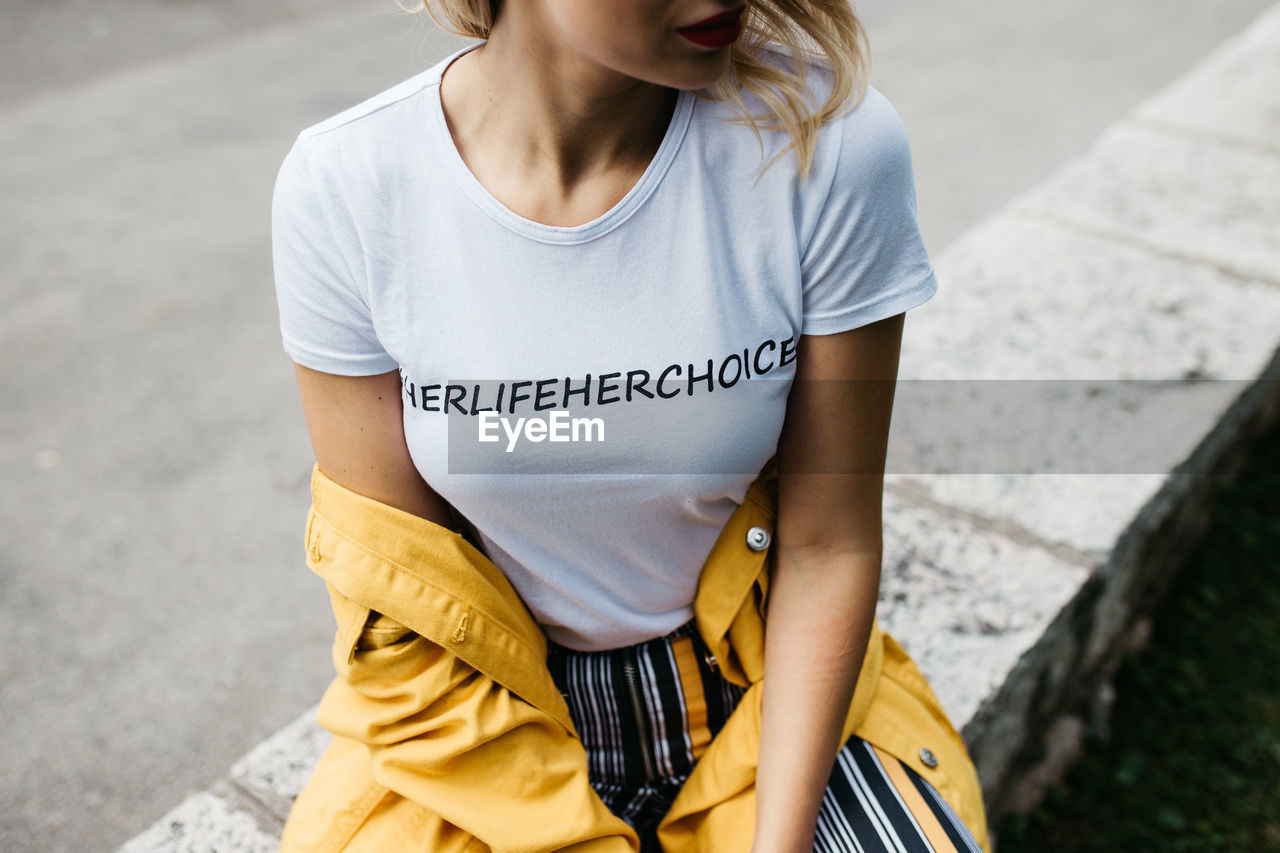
2, 1, 1277, 851
0, 0, 361, 106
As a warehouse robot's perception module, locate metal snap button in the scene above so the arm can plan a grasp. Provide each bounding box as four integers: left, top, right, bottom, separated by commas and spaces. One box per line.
704, 651, 718, 671
745, 526, 771, 552
919, 747, 939, 769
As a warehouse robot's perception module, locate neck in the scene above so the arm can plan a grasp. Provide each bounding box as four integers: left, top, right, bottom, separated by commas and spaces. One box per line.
442, 17, 678, 193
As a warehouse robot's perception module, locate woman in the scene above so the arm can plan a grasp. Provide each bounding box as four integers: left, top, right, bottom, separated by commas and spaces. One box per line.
271, 0, 990, 850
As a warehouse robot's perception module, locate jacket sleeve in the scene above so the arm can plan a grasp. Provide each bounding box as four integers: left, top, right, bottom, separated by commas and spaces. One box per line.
315, 581, 640, 853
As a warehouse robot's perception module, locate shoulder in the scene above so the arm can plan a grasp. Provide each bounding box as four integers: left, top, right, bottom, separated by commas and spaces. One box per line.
831, 86, 912, 164
820, 86, 915, 204
304, 71, 432, 139
717, 41, 904, 130
283, 46, 463, 188
787, 58, 915, 207
289, 70, 436, 173
694, 44, 911, 187
768, 46, 912, 186
275, 52, 462, 231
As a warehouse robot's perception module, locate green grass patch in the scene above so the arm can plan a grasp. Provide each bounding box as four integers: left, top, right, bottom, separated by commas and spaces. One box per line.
995, 415, 1280, 852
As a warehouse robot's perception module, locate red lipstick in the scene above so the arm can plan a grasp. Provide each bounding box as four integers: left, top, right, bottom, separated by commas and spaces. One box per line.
677, 4, 746, 49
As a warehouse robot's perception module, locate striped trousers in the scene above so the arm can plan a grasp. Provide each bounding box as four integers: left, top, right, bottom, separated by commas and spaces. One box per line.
546, 620, 983, 853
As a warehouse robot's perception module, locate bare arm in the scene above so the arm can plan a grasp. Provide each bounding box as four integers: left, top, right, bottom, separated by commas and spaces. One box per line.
751, 312, 905, 853
293, 364, 458, 528
292, 363, 641, 850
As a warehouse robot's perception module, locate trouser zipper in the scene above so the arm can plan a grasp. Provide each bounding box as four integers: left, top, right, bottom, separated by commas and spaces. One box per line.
621, 656, 657, 783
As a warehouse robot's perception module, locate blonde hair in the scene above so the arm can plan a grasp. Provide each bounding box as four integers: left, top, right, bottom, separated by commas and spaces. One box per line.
417, 0, 869, 184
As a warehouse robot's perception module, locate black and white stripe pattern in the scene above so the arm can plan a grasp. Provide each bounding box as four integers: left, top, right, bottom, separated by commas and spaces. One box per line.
547, 620, 745, 847
813, 740, 983, 853
546, 621, 984, 853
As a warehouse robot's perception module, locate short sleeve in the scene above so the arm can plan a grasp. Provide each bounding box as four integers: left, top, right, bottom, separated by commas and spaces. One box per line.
271, 139, 399, 375
799, 88, 938, 336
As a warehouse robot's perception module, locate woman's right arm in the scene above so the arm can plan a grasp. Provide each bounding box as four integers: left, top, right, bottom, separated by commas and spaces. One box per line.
275, 139, 454, 529
293, 363, 459, 529
291, 364, 643, 852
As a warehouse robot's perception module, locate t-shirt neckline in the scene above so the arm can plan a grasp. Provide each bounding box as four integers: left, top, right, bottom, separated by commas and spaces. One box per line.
428, 42, 695, 245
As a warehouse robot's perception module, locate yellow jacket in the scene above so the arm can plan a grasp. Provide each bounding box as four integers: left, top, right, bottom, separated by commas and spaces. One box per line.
281, 462, 992, 853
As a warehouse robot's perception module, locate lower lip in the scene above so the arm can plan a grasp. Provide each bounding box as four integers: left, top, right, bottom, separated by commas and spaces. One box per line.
677, 18, 743, 49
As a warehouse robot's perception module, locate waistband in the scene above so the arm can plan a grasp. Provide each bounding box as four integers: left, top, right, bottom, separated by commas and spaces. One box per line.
546, 618, 701, 659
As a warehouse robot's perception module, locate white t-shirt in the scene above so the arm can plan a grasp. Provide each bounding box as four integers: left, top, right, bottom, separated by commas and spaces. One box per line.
272, 42, 938, 650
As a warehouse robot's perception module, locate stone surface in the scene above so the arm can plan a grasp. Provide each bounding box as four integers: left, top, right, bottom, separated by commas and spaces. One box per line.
878, 492, 1093, 728
886, 475, 1164, 560
116, 792, 278, 853
1134, 3, 1280, 152
899, 215, 1280, 381
230, 706, 331, 822
886, 378, 1247, 477
1012, 123, 1280, 284
888, 204, 1280, 554
1001, 713, 1086, 814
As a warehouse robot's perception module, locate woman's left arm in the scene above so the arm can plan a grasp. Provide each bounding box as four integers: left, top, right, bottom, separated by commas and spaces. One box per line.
751, 312, 906, 853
